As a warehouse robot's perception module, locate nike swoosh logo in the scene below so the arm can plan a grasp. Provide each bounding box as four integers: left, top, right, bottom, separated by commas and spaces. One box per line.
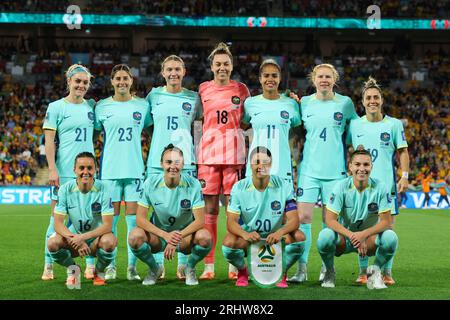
156, 102, 163, 105
154, 202, 163, 206
203, 99, 211, 102
245, 207, 254, 211
254, 112, 262, 116
63, 116, 71, 119
68, 206, 77, 209
106, 115, 113, 119
306, 114, 313, 118
357, 134, 364, 137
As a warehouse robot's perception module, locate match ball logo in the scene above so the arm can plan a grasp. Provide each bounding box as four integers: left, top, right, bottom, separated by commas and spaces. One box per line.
133, 112, 142, 121
231, 96, 241, 105
180, 199, 191, 209
258, 244, 275, 263
334, 112, 344, 121
280, 110, 289, 119
182, 102, 192, 111
88, 112, 94, 121
380, 132, 391, 142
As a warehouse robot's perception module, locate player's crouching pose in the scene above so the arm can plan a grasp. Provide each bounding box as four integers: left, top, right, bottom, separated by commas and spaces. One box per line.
47, 152, 116, 288
129, 144, 212, 286
317, 146, 399, 289
222, 147, 305, 288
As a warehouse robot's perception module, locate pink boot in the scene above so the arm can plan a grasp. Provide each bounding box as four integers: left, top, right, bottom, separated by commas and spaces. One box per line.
276, 274, 288, 288
236, 267, 249, 287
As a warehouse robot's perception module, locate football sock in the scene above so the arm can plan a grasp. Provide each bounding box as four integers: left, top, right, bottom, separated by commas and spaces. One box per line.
286, 242, 305, 271
358, 256, 369, 274
177, 252, 188, 266
44, 216, 55, 264
204, 214, 218, 264
126, 214, 137, 267
131, 242, 158, 272
187, 243, 212, 269
316, 228, 339, 270
222, 245, 245, 270
96, 248, 116, 272
49, 248, 74, 268
374, 230, 398, 269
108, 215, 120, 268
298, 223, 311, 264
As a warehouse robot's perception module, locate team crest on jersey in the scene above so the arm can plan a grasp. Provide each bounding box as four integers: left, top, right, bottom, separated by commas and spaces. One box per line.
52, 186, 59, 196
180, 199, 191, 209
91, 202, 101, 214
182, 102, 192, 111
334, 112, 343, 122
199, 179, 206, 189
380, 132, 391, 142
231, 96, 241, 105
88, 112, 94, 121
296, 188, 303, 197
280, 110, 289, 119
271, 201, 281, 211
133, 112, 142, 121
368, 202, 379, 213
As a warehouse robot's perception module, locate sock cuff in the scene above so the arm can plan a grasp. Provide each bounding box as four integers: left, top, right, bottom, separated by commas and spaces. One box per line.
133, 242, 150, 254
98, 248, 116, 257
195, 242, 212, 251
300, 223, 312, 230
222, 245, 243, 254
205, 214, 218, 224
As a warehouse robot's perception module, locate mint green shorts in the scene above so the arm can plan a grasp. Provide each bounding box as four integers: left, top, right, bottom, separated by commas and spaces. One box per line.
102, 178, 144, 202
296, 174, 344, 205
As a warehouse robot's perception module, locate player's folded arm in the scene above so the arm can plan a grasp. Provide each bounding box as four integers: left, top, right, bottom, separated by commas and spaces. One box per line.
181, 207, 206, 237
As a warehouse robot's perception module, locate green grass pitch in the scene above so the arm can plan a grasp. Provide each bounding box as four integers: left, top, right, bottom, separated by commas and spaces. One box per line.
0, 205, 449, 300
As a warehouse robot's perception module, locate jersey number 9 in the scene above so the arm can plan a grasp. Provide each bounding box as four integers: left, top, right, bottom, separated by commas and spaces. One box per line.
168, 217, 176, 226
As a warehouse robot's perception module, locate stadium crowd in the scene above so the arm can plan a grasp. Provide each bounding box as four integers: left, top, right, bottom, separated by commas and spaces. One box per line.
0, 0, 448, 18
0, 42, 448, 190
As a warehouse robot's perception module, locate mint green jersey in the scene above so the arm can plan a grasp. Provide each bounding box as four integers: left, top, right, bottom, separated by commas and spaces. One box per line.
54, 179, 114, 234
43, 98, 95, 178
299, 93, 358, 179
145, 86, 200, 172
347, 115, 408, 194
243, 95, 301, 180
327, 176, 391, 232
94, 96, 152, 179
138, 173, 205, 232
228, 175, 297, 237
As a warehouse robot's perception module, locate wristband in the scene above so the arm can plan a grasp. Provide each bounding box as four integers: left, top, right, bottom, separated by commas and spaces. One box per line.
402, 172, 409, 179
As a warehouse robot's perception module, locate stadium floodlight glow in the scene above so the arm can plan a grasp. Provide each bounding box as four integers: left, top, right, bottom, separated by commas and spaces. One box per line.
0, 13, 448, 30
